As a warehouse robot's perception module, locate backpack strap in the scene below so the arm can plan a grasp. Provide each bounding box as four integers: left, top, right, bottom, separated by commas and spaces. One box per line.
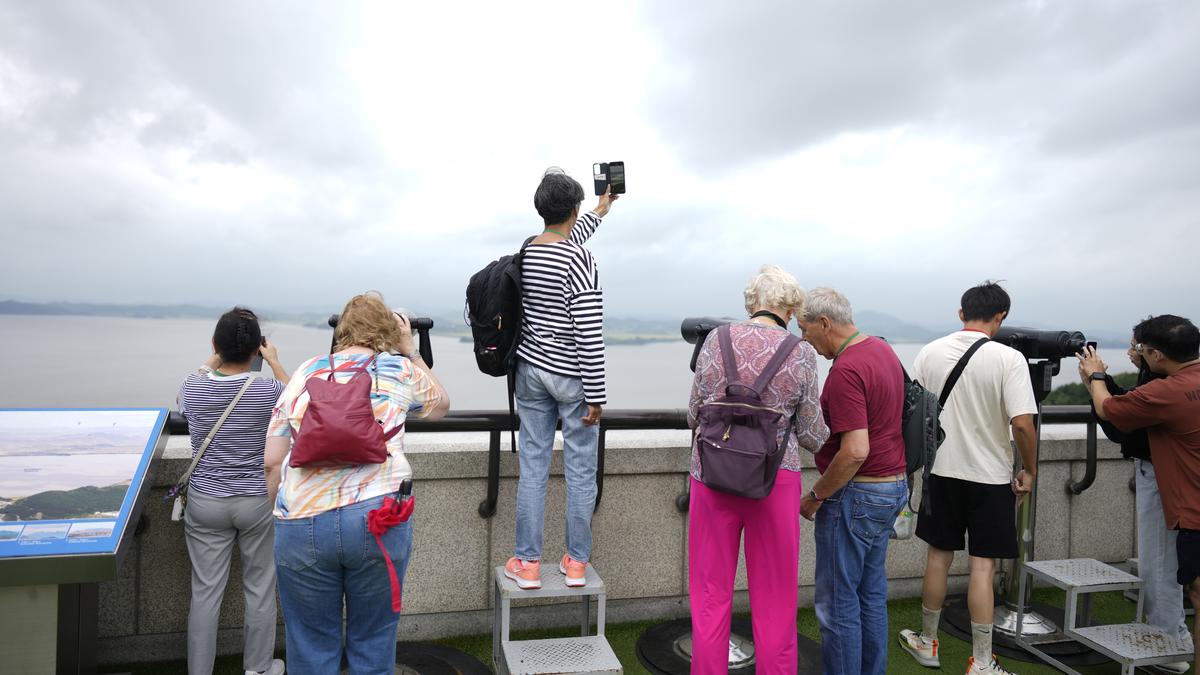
939, 337, 989, 408
717, 325, 741, 389
507, 366, 518, 454
749, 334, 802, 396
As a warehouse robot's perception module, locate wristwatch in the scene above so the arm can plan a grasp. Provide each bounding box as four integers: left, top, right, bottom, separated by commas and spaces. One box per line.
809, 488, 825, 503
1089, 371, 1108, 382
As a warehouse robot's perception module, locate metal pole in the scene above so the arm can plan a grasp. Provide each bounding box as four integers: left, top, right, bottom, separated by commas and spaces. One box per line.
1005, 402, 1041, 609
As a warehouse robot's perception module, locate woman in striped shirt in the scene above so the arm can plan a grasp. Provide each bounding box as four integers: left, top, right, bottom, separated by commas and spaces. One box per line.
504, 168, 619, 590
177, 307, 289, 675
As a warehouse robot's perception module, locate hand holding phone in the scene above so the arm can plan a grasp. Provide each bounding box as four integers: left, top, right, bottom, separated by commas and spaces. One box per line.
251, 336, 268, 371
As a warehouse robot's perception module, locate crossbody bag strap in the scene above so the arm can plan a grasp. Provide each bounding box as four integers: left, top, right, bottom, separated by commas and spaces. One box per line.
938, 337, 989, 408
176, 376, 255, 492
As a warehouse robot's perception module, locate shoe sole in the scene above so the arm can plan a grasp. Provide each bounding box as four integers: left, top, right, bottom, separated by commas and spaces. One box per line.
559, 564, 586, 587
503, 568, 541, 590
897, 634, 939, 668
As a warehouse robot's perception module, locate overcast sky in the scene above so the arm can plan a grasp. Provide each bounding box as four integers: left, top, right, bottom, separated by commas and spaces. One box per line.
1, 1, 1197, 331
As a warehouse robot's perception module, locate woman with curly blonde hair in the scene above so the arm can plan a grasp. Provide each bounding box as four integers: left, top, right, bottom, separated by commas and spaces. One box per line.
265, 292, 449, 674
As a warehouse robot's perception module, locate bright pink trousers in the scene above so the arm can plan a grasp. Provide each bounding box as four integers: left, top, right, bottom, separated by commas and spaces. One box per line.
687, 471, 802, 675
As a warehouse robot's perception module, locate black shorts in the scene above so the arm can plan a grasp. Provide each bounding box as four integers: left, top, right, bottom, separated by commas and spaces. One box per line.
916, 474, 1018, 559
1178, 529, 1200, 587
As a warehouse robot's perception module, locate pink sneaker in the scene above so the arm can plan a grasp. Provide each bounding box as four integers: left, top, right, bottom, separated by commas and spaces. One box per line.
559, 554, 587, 587
504, 557, 541, 590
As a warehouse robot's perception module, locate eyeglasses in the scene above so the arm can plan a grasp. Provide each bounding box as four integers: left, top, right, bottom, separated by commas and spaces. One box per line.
1132, 343, 1158, 356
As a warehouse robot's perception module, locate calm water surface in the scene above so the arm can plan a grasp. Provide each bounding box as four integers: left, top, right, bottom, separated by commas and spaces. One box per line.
0, 316, 1134, 410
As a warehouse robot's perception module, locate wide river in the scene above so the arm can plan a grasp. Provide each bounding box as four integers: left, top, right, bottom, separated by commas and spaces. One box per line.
0, 315, 1134, 411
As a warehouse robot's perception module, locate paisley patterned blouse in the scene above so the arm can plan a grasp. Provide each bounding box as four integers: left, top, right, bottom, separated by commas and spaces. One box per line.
687, 321, 829, 480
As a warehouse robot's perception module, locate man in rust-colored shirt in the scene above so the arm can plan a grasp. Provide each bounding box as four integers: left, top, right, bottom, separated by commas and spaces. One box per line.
1080, 313, 1200, 654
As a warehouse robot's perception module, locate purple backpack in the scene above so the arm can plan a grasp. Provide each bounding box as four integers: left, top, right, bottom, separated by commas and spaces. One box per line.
696, 325, 801, 499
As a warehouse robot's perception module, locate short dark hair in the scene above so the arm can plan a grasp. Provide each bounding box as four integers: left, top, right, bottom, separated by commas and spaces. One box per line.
534, 168, 584, 226
212, 307, 262, 364
961, 281, 1011, 322
1132, 314, 1199, 362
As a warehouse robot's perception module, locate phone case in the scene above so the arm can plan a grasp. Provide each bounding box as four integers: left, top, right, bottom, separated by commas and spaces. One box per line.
593, 163, 608, 196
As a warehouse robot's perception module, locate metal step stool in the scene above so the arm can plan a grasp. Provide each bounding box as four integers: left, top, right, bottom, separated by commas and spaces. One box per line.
492, 565, 622, 675
1015, 558, 1194, 674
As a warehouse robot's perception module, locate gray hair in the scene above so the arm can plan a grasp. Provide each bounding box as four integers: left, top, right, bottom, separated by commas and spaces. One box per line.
801, 287, 854, 325
743, 265, 806, 315
534, 167, 584, 226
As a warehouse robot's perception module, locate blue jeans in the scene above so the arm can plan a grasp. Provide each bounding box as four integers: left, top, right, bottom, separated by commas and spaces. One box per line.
514, 360, 599, 562
274, 495, 413, 675
1135, 460, 1189, 640
814, 477, 908, 675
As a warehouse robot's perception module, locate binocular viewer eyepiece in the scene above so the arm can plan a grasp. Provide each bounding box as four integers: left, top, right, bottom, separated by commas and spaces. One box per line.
326, 314, 434, 331
327, 313, 436, 366
681, 317, 739, 371
991, 326, 1087, 361
680, 316, 738, 345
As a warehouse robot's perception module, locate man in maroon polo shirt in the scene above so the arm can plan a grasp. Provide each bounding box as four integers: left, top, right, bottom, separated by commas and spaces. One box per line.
1081, 313, 1200, 654
797, 287, 908, 675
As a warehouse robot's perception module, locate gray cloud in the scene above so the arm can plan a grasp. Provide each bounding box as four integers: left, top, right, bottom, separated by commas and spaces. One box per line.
0, 2, 1198, 334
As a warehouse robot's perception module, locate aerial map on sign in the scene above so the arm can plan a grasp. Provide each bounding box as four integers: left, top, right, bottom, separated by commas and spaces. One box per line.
0, 409, 165, 557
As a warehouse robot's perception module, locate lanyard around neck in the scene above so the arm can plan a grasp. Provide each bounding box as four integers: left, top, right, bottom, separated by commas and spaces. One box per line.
834, 331, 862, 358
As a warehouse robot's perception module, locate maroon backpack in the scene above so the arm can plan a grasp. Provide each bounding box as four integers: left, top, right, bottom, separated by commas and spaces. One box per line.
695, 326, 801, 499
289, 354, 400, 468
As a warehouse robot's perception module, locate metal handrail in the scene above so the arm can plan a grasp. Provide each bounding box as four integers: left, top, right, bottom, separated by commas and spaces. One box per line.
164, 405, 1100, 518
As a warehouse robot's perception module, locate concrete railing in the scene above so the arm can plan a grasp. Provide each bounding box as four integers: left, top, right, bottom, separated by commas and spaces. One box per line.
96, 426, 1135, 664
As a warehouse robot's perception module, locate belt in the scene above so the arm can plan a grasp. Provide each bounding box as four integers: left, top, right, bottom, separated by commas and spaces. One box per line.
851, 472, 907, 484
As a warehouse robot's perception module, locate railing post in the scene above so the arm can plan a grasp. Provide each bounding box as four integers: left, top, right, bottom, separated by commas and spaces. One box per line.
479, 430, 501, 518
594, 428, 606, 513
1067, 419, 1098, 496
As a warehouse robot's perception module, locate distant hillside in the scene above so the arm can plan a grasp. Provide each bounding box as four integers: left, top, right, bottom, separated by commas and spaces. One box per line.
0, 484, 127, 521
0, 300, 331, 327
856, 310, 940, 343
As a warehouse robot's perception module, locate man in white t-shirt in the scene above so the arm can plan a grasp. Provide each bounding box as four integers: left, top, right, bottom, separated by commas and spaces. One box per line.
897, 282, 1039, 675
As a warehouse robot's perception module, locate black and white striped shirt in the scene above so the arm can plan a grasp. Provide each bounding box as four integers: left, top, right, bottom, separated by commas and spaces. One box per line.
178, 372, 285, 497
517, 212, 607, 404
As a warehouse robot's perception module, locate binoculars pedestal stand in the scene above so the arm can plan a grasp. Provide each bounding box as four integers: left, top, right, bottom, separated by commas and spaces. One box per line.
492, 565, 622, 675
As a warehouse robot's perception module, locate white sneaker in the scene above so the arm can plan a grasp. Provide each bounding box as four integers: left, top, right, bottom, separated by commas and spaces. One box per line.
246, 658, 285, 675
898, 628, 939, 668
967, 655, 1016, 674
1149, 662, 1191, 675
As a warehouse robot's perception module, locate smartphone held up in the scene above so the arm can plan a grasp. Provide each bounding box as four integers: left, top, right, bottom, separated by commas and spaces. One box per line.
593, 161, 626, 196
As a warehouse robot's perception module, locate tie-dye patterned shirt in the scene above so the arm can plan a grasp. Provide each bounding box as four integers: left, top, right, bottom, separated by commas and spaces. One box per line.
268, 352, 441, 519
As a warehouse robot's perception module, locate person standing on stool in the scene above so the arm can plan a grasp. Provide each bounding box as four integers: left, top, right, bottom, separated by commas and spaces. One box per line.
504, 168, 619, 590
897, 282, 1039, 675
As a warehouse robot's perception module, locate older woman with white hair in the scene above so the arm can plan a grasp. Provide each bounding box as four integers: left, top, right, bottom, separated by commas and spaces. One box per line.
686, 265, 830, 675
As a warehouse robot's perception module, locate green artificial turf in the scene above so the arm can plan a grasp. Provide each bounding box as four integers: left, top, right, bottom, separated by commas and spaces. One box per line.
100, 589, 1194, 674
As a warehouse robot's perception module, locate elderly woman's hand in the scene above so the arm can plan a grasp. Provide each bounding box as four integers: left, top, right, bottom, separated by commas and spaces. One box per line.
591, 185, 620, 218
394, 312, 417, 358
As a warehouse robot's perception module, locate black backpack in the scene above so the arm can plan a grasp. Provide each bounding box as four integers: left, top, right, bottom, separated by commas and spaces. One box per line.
465, 237, 535, 449
899, 369, 942, 477
465, 237, 534, 377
